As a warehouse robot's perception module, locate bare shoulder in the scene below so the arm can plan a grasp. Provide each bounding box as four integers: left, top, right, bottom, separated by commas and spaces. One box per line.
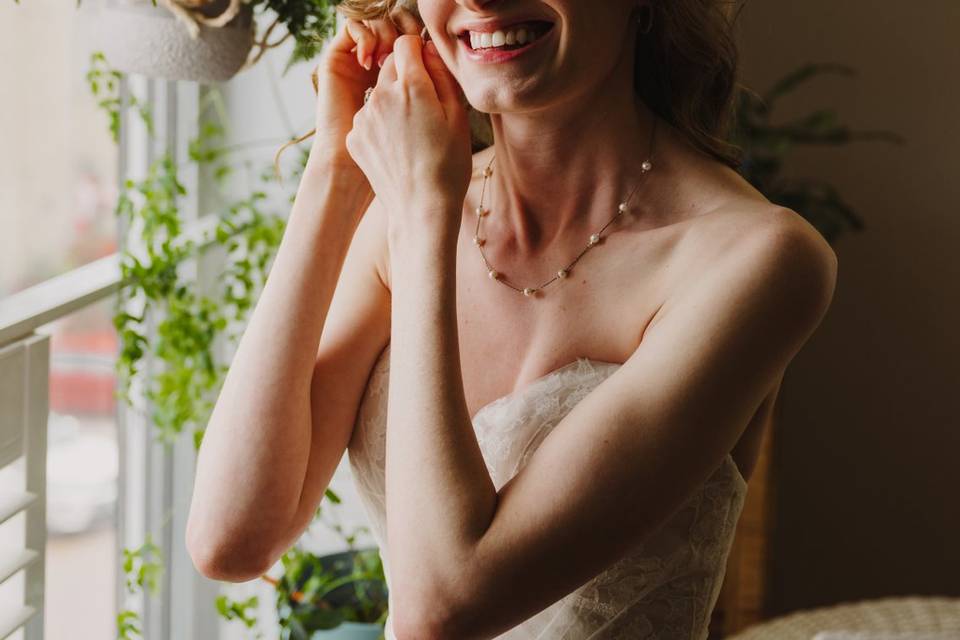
690, 199, 836, 276
662, 200, 839, 332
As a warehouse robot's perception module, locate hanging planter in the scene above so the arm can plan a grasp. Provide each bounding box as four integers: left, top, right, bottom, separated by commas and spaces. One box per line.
83, 0, 256, 82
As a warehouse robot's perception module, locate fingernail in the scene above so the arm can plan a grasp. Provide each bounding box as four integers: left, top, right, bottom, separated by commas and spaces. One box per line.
377, 52, 389, 67
362, 54, 372, 70
425, 40, 438, 56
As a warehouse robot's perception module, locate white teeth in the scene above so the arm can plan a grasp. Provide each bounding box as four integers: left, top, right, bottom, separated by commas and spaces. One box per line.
467, 24, 543, 49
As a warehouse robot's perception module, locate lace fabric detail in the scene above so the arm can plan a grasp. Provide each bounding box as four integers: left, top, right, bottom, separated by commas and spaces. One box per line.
347, 343, 748, 639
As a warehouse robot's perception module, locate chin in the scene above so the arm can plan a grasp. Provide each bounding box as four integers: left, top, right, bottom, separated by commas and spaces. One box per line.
460, 70, 564, 115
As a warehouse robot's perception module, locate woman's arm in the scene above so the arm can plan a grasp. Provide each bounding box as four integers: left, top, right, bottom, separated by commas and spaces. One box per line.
185, 152, 378, 582
185, 11, 419, 583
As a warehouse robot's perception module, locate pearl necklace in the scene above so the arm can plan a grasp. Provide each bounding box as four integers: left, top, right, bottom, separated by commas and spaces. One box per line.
473, 118, 658, 297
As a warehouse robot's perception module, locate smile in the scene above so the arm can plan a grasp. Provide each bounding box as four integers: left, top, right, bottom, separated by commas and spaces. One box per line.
457, 21, 554, 63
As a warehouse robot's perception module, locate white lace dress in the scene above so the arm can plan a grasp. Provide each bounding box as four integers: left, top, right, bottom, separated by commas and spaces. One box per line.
347, 343, 748, 639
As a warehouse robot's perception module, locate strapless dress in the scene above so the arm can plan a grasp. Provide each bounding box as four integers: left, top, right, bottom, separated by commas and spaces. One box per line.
347, 343, 748, 639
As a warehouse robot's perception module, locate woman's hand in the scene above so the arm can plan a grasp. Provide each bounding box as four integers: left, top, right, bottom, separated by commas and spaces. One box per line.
309, 8, 422, 167
344, 35, 473, 239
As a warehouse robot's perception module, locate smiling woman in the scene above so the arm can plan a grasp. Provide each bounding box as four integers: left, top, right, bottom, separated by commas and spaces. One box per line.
337, 0, 743, 167
185, 0, 837, 639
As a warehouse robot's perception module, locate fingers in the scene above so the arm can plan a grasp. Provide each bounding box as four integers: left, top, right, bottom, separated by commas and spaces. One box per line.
374, 51, 398, 87
346, 19, 376, 70
421, 40, 468, 120
326, 19, 363, 57
364, 17, 400, 68
392, 35, 430, 87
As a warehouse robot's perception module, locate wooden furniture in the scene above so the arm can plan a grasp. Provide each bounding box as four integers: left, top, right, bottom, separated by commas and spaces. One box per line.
709, 393, 780, 638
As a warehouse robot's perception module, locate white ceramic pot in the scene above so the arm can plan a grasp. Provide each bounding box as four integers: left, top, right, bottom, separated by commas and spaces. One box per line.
83, 0, 255, 82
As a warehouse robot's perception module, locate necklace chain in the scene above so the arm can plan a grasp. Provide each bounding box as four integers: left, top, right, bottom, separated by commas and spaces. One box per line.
473, 118, 659, 297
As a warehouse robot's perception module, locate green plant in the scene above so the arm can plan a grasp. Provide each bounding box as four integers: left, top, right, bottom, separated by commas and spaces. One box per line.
247, 0, 344, 72
117, 533, 165, 639
86, 60, 288, 446
732, 62, 905, 244
215, 487, 389, 639
85, 44, 390, 638
216, 593, 264, 638
270, 488, 388, 639
85, 50, 299, 636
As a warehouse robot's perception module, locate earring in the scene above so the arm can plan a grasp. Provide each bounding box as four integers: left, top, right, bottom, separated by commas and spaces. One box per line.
637, 4, 653, 34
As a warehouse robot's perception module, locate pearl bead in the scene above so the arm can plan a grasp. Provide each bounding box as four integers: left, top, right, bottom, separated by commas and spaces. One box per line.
488, 269, 499, 279
476, 206, 488, 217
589, 233, 600, 245
618, 202, 629, 214
473, 235, 485, 246
557, 269, 568, 279
523, 287, 534, 297
483, 166, 493, 177
641, 160, 652, 172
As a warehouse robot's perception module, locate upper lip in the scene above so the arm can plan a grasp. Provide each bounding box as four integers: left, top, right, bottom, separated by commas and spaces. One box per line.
454, 16, 553, 36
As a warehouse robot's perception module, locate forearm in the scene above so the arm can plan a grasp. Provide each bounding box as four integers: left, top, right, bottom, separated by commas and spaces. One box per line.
385, 217, 498, 613
187, 155, 370, 568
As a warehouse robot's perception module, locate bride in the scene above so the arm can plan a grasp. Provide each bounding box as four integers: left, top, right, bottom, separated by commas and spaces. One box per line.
186, 0, 838, 638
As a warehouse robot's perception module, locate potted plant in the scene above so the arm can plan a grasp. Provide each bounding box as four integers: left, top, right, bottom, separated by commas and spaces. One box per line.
245, 488, 389, 640
263, 545, 389, 640
79, 0, 344, 82
730, 61, 905, 243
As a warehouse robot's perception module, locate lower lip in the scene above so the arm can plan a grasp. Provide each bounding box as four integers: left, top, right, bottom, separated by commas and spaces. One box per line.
459, 27, 553, 64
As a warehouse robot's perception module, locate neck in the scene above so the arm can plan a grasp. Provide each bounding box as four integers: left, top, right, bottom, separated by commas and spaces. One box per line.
483, 51, 662, 255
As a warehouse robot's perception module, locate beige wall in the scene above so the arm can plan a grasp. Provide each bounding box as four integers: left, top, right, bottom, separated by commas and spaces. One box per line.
0, 0, 117, 296
737, 1, 960, 615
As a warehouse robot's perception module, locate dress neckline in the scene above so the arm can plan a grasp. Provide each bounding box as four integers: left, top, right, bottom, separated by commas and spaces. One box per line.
378, 343, 622, 423
374, 344, 748, 488
468, 356, 623, 423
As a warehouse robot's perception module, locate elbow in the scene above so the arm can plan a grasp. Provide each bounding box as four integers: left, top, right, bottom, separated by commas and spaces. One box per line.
185, 521, 277, 583
392, 592, 463, 640
392, 613, 448, 640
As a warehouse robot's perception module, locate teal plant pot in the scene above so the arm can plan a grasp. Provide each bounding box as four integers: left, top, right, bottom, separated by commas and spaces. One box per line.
310, 621, 385, 639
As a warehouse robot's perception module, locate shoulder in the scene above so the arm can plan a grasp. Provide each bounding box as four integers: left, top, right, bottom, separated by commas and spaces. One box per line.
693, 199, 836, 281
662, 201, 839, 336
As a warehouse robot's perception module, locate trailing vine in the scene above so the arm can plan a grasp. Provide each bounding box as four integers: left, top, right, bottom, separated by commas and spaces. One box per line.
116, 533, 165, 639
86, 49, 306, 636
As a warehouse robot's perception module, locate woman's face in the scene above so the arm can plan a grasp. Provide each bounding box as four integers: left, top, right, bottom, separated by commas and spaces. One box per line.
417, 0, 639, 114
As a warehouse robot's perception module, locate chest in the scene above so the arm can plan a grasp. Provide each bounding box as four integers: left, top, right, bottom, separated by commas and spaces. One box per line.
453, 220, 681, 420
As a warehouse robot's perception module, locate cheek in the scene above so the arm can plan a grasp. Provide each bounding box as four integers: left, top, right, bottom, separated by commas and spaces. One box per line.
416, 1, 446, 42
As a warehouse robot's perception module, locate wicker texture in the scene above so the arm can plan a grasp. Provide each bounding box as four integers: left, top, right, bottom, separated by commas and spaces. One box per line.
728, 597, 960, 640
